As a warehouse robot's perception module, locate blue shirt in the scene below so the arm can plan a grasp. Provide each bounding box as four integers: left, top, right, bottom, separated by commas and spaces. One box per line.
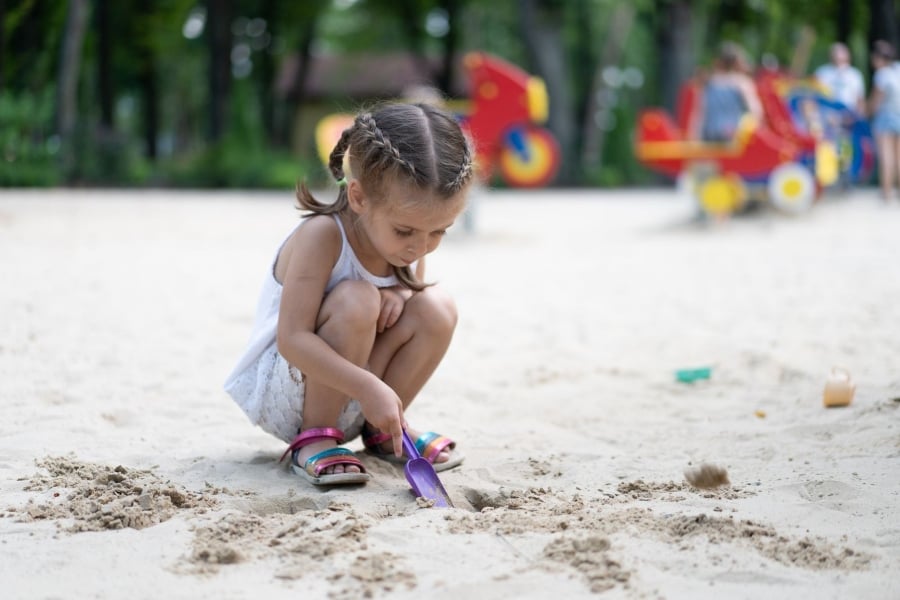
701, 79, 748, 142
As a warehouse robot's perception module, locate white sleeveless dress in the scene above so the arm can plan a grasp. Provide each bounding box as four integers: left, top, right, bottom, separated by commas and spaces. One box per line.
224, 214, 400, 443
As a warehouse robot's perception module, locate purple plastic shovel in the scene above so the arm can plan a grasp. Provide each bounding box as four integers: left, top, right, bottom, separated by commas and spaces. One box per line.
402, 430, 454, 508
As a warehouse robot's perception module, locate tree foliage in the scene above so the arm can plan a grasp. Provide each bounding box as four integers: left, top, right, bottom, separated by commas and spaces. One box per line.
0, 0, 883, 187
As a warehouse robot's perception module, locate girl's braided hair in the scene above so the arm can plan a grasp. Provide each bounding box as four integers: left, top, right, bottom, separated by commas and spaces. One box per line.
297, 102, 474, 290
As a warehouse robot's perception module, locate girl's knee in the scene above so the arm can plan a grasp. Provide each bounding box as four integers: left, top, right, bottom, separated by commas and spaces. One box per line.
323, 280, 381, 326
408, 286, 458, 334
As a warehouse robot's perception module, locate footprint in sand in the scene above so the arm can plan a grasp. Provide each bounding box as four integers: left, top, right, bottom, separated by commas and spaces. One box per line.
798, 480, 861, 510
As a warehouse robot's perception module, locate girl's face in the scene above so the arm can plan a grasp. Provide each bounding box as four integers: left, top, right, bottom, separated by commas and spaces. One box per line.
349, 179, 466, 268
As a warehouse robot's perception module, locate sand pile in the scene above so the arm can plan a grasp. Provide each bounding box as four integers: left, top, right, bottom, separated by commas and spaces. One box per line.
13, 455, 217, 532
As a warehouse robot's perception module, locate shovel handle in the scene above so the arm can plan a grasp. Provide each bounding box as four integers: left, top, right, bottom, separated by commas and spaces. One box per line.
401, 430, 420, 460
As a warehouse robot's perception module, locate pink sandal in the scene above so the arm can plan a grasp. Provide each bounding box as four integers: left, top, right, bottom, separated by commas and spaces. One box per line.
362, 427, 464, 472
281, 427, 371, 486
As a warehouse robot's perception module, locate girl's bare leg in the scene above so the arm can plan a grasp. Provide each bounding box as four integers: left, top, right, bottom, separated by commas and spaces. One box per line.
294, 280, 380, 474
893, 135, 900, 200
366, 285, 458, 463
877, 133, 895, 201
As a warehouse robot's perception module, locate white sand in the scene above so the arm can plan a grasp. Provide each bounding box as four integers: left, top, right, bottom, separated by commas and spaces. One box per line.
1, 187, 898, 599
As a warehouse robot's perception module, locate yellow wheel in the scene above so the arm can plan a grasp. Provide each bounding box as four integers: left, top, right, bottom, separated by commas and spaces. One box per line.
768, 163, 815, 214
498, 126, 560, 188
697, 175, 746, 217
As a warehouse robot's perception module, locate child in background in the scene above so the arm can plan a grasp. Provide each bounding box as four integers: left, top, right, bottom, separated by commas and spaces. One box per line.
692, 41, 763, 142
225, 103, 471, 486
868, 40, 900, 202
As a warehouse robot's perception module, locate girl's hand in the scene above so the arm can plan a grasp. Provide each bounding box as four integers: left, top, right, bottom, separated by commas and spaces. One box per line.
359, 379, 406, 457
377, 287, 412, 333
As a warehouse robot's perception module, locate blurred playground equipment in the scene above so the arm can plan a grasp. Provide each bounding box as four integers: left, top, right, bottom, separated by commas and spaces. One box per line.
315, 52, 561, 188
635, 70, 873, 217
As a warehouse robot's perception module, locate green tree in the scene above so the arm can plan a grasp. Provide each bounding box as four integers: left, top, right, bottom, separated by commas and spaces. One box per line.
0, 0, 885, 188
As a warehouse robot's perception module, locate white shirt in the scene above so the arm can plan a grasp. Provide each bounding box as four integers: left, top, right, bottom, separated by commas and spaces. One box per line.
873, 62, 900, 118
814, 63, 865, 111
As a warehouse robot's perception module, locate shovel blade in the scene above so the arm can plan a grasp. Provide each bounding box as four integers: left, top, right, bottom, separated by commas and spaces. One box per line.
404, 458, 453, 507
402, 430, 453, 508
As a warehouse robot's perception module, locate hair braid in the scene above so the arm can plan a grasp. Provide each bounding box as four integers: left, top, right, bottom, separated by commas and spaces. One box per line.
294, 122, 354, 214
328, 125, 353, 182
356, 112, 417, 177
443, 140, 474, 195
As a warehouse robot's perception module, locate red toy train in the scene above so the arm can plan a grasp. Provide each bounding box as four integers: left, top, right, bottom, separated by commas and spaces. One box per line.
635, 70, 873, 217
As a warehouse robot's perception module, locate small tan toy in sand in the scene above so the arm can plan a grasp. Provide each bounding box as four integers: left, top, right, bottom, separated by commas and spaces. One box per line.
684, 463, 730, 489
823, 367, 855, 408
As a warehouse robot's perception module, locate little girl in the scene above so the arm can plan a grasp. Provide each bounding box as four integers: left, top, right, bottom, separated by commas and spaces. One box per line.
224, 103, 472, 486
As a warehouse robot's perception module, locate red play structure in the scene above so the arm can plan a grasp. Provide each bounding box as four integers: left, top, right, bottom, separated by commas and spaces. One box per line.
635, 69, 871, 217
315, 52, 561, 188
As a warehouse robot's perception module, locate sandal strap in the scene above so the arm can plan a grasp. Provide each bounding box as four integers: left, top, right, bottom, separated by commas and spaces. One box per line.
362, 430, 393, 450
303, 447, 367, 477
416, 432, 456, 463
279, 427, 345, 462
364, 427, 456, 464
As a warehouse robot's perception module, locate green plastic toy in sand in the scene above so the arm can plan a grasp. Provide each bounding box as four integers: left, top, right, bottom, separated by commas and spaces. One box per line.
675, 367, 712, 383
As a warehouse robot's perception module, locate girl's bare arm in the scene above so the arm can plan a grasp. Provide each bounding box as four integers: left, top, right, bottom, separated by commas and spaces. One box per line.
868, 88, 885, 118
275, 217, 383, 402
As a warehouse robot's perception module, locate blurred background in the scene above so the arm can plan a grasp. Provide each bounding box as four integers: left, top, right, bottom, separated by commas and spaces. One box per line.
0, 0, 884, 189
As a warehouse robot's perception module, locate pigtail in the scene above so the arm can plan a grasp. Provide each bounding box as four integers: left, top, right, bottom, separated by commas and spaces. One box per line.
295, 125, 355, 215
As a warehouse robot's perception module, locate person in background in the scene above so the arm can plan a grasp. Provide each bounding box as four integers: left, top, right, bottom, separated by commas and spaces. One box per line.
814, 42, 866, 114
691, 42, 763, 142
868, 40, 900, 202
